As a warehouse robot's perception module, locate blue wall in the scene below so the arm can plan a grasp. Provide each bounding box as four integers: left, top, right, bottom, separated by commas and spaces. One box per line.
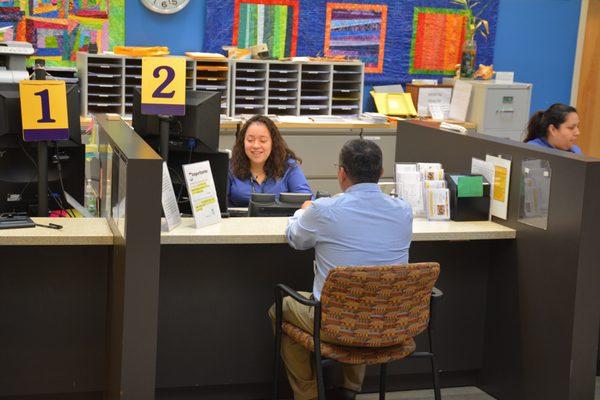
494, 0, 581, 113
125, 0, 581, 114
125, 0, 205, 55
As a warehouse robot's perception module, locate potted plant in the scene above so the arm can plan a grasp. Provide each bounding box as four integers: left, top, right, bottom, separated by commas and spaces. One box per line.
452, 0, 491, 78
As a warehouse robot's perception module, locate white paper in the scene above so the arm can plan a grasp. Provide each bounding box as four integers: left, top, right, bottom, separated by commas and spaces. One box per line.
182, 161, 222, 229
448, 80, 473, 122
471, 158, 496, 220
161, 162, 181, 232
429, 103, 449, 120
425, 188, 450, 220
495, 71, 515, 84
417, 88, 452, 117
396, 171, 424, 217
485, 155, 512, 220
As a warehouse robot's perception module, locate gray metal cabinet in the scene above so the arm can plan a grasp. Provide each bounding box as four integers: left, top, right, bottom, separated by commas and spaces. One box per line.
466, 80, 532, 141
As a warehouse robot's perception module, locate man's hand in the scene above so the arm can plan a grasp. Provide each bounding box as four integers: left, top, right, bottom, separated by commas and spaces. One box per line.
301, 200, 313, 210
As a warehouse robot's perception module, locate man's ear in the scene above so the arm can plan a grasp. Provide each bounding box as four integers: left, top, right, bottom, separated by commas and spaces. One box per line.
380, 167, 384, 179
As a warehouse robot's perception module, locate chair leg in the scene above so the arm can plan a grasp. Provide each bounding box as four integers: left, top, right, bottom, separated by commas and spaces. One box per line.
379, 363, 387, 400
315, 349, 326, 400
428, 328, 441, 400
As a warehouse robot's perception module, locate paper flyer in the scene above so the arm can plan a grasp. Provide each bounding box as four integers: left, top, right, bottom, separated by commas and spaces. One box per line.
161, 162, 181, 231
471, 157, 496, 220
485, 155, 512, 220
182, 161, 221, 229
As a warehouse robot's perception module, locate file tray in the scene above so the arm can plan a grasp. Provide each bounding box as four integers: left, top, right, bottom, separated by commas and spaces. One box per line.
446, 173, 491, 221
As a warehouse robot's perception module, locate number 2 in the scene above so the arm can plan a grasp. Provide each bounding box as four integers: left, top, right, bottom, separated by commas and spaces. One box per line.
152, 66, 176, 99
34, 89, 56, 123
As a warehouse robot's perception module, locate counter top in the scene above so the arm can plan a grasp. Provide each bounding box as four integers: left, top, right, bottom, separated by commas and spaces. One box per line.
161, 217, 516, 245
0, 217, 515, 246
0, 218, 114, 246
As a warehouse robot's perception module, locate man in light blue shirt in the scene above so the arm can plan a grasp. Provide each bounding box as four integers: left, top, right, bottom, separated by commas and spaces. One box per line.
269, 139, 413, 400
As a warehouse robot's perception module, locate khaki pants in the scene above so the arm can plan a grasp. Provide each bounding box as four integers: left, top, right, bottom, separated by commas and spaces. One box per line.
268, 292, 366, 400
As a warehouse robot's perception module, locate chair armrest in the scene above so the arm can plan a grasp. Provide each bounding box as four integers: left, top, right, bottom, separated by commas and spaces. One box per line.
275, 284, 320, 307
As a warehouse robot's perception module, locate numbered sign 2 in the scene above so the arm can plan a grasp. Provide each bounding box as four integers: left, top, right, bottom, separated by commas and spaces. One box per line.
141, 57, 186, 116
19, 80, 69, 142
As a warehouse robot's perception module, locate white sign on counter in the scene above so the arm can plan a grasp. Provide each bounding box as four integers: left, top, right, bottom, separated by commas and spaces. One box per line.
162, 162, 181, 232
417, 88, 452, 117
183, 161, 221, 229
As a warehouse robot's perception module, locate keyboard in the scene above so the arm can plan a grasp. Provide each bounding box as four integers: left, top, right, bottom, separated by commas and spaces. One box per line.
0, 215, 35, 229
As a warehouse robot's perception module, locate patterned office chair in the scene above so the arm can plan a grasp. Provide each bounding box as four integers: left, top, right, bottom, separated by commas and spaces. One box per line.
273, 262, 443, 400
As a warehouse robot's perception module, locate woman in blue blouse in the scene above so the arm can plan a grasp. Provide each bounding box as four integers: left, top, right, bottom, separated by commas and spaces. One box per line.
524, 104, 582, 154
228, 115, 312, 207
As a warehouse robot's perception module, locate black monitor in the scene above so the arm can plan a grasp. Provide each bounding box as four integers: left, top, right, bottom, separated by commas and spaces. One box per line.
132, 88, 221, 153
0, 136, 85, 214
167, 147, 229, 216
248, 192, 312, 217
0, 83, 82, 144
0, 83, 84, 215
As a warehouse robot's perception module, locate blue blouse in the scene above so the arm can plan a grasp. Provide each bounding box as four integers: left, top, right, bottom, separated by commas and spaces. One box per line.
228, 159, 312, 207
527, 138, 582, 155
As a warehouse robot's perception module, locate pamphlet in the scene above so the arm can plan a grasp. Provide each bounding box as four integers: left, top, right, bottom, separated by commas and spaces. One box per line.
485, 155, 512, 220
182, 161, 221, 228
161, 162, 181, 232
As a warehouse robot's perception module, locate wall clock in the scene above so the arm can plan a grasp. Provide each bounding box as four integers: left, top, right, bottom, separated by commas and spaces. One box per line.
141, 0, 190, 14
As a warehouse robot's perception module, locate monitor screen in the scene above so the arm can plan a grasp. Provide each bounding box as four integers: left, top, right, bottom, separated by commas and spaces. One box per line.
0, 83, 81, 145
167, 148, 229, 216
0, 138, 85, 214
132, 88, 221, 153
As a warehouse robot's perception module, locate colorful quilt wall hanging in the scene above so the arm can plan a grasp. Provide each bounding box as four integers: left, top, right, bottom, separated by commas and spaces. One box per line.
0, 0, 125, 67
205, 0, 499, 85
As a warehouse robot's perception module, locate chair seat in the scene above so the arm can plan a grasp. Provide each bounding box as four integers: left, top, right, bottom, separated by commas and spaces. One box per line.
282, 322, 416, 365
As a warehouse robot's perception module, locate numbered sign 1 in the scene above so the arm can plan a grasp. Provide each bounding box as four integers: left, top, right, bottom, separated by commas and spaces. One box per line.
19, 80, 69, 142
141, 56, 186, 116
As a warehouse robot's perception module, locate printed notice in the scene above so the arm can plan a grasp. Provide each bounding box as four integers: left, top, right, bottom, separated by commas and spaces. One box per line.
448, 80, 472, 122
485, 155, 512, 220
417, 88, 452, 117
162, 162, 181, 231
182, 161, 221, 228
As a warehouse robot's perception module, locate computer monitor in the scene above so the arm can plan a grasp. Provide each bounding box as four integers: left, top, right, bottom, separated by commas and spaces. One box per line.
248, 192, 312, 217
0, 83, 82, 144
132, 88, 221, 153
0, 135, 85, 214
167, 147, 229, 216
0, 83, 84, 215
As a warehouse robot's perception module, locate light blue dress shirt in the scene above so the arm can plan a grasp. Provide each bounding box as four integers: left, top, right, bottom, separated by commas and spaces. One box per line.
286, 183, 413, 300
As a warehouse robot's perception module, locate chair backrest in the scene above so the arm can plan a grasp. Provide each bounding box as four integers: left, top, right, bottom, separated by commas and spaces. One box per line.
320, 263, 440, 347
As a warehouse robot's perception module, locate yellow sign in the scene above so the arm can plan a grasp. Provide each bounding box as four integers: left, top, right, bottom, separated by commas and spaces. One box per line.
19, 80, 69, 142
141, 56, 186, 116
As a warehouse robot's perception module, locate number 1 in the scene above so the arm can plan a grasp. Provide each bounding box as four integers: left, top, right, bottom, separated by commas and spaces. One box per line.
34, 89, 55, 123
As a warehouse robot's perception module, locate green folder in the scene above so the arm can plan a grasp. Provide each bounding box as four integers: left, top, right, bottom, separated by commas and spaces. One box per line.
457, 176, 483, 197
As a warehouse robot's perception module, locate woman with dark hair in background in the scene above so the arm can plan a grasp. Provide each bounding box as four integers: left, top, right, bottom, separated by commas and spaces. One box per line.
524, 103, 582, 154
228, 115, 312, 207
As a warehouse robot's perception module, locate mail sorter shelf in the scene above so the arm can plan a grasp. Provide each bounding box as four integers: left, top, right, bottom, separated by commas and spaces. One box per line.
195, 59, 230, 115
78, 53, 125, 115
299, 64, 332, 116
228, 59, 364, 117
231, 60, 269, 116
78, 52, 232, 117
331, 63, 364, 117
267, 62, 299, 115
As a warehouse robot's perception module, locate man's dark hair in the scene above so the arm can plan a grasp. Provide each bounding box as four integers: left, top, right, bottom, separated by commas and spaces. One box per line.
339, 139, 383, 184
